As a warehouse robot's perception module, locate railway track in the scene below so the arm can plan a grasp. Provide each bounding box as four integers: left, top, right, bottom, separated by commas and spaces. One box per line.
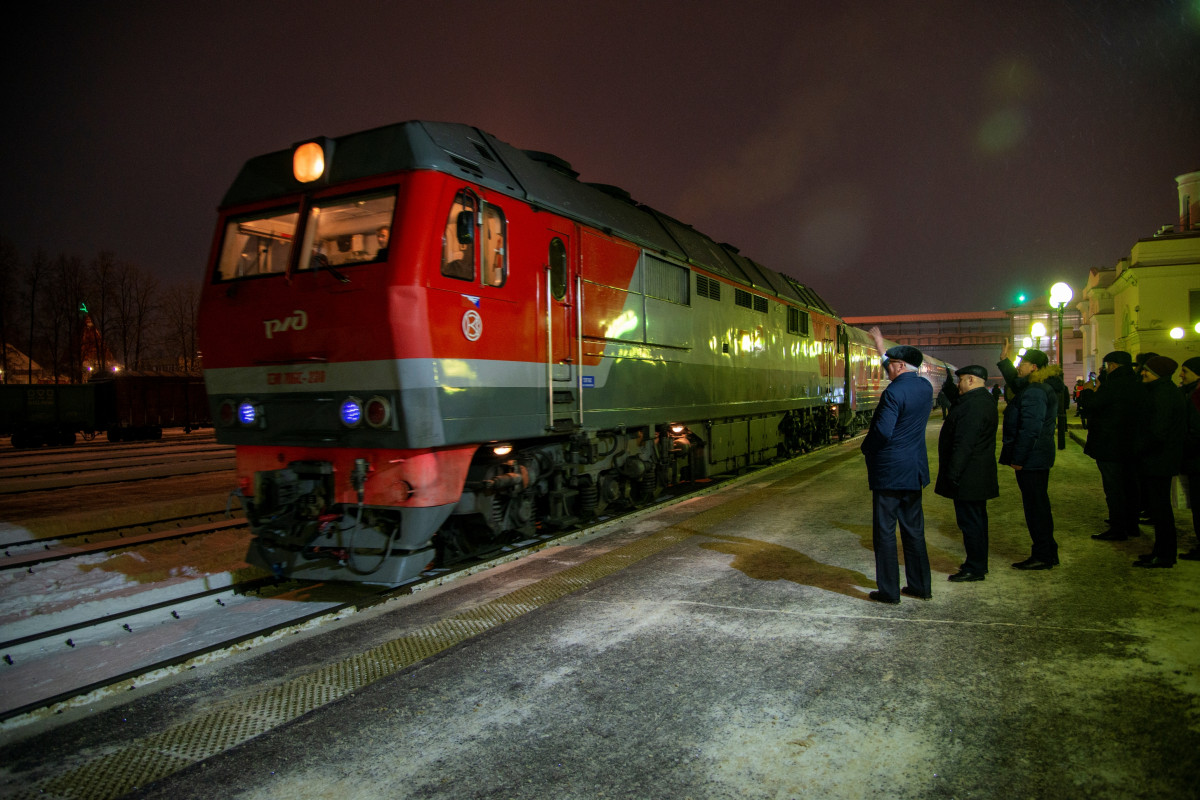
0, 469, 741, 721
0, 433, 867, 722
0, 439, 234, 494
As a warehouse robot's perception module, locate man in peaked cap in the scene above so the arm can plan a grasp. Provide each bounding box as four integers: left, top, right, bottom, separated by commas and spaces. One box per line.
935, 365, 999, 582
998, 341, 1066, 570
860, 328, 933, 603
1077, 350, 1142, 542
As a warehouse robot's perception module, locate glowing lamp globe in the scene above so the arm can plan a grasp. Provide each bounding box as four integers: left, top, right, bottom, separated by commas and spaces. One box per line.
1049, 282, 1073, 307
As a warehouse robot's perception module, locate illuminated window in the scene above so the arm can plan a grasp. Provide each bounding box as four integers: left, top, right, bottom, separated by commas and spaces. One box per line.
298, 189, 397, 272
481, 204, 506, 287
441, 191, 507, 287
215, 206, 299, 281
441, 190, 477, 281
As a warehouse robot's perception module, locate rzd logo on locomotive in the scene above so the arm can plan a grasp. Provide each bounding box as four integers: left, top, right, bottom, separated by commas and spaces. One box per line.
264, 310, 309, 339
462, 309, 482, 342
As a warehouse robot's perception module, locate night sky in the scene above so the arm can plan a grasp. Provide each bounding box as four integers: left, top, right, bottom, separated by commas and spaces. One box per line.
3, 0, 1197, 316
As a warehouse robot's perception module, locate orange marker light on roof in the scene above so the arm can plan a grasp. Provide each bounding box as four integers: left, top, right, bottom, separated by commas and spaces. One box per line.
293, 142, 326, 183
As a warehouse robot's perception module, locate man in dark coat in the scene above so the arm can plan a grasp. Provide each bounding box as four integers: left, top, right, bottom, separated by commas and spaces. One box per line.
935, 365, 999, 582
861, 329, 933, 604
1077, 351, 1143, 541
998, 342, 1064, 570
1133, 355, 1186, 568
1178, 356, 1200, 561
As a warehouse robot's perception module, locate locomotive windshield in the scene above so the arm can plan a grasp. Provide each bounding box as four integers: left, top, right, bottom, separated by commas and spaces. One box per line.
298, 190, 396, 274
214, 189, 396, 282
216, 206, 299, 280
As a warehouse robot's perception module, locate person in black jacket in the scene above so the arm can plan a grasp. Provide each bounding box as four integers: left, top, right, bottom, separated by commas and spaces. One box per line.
935, 365, 999, 582
998, 342, 1064, 570
1179, 356, 1200, 561
1133, 355, 1187, 568
1077, 351, 1143, 541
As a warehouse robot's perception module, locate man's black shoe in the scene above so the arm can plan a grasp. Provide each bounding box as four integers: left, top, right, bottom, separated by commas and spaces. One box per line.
948, 570, 985, 582
1092, 530, 1128, 541
901, 586, 932, 600
868, 590, 900, 604
1132, 557, 1174, 568
1012, 558, 1054, 570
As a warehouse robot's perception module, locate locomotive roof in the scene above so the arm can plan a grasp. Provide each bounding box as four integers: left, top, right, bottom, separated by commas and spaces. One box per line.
222, 121, 838, 317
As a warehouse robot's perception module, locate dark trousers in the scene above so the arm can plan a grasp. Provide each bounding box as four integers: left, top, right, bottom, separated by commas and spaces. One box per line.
953, 499, 989, 574
1187, 473, 1200, 546
1097, 460, 1138, 536
872, 489, 931, 600
1015, 469, 1057, 563
1143, 474, 1176, 563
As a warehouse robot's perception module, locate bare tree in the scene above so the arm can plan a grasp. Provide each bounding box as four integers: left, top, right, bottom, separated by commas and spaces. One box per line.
161, 283, 200, 372
87, 251, 117, 374
111, 261, 159, 370
25, 251, 49, 382
42, 254, 88, 382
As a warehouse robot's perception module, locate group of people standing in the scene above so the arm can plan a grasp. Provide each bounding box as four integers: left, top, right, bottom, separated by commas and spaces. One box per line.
1076, 352, 1200, 567
858, 325, 1199, 603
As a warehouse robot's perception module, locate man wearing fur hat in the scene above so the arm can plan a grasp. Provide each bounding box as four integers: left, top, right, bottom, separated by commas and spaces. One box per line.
935, 365, 999, 582
1077, 351, 1143, 541
1179, 357, 1200, 560
998, 341, 1066, 570
861, 328, 933, 603
1133, 355, 1186, 568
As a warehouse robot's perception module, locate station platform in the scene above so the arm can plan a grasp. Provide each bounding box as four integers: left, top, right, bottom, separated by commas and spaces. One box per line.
2, 420, 1198, 799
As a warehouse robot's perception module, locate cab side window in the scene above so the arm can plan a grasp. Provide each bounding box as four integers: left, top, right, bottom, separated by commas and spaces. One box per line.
442, 191, 477, 281
481, 204, 506, 287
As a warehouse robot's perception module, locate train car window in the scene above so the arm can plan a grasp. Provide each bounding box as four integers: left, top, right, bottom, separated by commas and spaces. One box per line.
787, 307, 810, 335
481, 204, 506, 287
297, 190, 397, 273
644, 254, 689, 305
441, 191, 477, 281
215, 206, 299, 281
549, 237, 567, 299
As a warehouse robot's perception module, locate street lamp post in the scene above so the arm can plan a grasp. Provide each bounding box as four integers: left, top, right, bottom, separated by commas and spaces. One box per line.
1048, 282, 1074, 450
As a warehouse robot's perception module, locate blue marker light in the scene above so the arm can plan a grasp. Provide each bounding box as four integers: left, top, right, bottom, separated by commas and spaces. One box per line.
340, 398, 362, 427
238, 402, 257, 425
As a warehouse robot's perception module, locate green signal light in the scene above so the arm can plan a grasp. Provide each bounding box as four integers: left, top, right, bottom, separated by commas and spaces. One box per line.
1016, 294, 1026, 304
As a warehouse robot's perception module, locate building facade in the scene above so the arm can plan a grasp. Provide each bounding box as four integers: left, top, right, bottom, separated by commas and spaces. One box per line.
1079, 170, 1200, 372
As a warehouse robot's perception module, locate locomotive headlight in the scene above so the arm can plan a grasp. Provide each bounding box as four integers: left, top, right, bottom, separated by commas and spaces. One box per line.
492, 443, 513, 457
293, 142, 325, 183
238, 400, 261, 427
669, 423, 687, 435
339, 397, 363, 427
365, 396, 391, 428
